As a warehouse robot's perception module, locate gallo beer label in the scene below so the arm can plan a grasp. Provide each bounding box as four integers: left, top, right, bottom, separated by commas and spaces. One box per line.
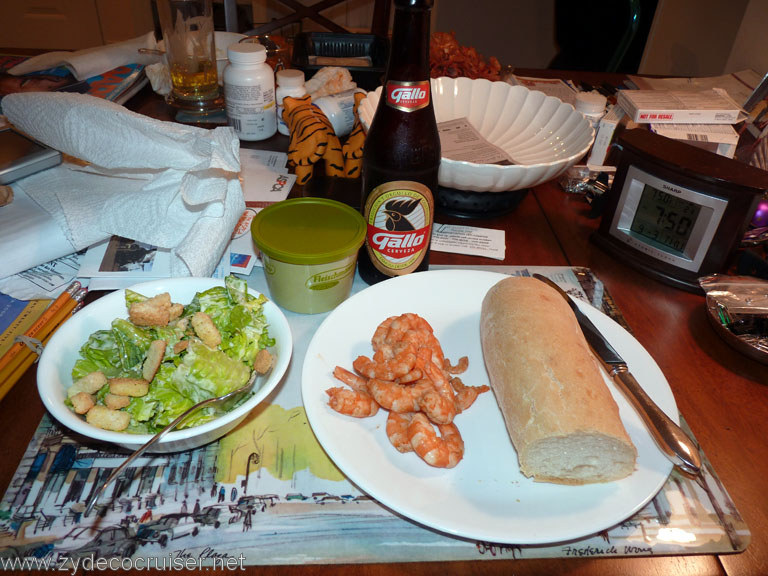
385, 80, 430, 112
363, 181, 433, 275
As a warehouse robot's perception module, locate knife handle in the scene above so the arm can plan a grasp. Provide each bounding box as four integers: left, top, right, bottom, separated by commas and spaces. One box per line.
609, 366, 702, 476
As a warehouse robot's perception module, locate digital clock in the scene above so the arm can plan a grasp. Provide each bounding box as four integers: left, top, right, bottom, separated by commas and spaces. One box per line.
630, 184, 703, 254
593, 129, 767, 291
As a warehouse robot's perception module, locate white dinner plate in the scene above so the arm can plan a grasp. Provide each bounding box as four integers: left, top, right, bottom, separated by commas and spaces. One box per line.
301, 269, 675, 544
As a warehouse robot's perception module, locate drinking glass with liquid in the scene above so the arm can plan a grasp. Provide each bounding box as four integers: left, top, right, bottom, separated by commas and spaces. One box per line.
156, 0, 223, 112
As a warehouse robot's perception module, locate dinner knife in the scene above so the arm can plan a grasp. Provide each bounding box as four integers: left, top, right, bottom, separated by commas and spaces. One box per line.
532, 274, 702, 476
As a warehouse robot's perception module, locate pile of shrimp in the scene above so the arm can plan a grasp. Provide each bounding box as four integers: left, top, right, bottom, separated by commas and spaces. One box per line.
326, 313, 489, 469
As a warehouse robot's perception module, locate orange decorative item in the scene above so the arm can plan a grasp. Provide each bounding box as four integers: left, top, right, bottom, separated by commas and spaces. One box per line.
429, 31, 501, 80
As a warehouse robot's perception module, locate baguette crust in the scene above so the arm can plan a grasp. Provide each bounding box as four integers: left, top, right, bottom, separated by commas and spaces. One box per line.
480, 276, 636, 485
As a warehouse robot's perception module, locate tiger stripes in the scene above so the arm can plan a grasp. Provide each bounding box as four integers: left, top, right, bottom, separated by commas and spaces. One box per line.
283, 94, 344, 185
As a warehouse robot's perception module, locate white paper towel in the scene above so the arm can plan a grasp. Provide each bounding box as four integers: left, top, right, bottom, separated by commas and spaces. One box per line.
7, 32, 161, 81
2, 92, 244, 278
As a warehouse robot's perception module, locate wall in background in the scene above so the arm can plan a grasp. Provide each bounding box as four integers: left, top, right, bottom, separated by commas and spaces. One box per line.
433, 0, 557, 69
725, 0, 768, 75
0, 0, 154, 51
639, 0, 768, 77
2, 0, 765, 78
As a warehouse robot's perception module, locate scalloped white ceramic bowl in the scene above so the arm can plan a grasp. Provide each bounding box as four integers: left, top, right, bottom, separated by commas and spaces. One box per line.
358, 76, 595, 193
37, 278, 292, 454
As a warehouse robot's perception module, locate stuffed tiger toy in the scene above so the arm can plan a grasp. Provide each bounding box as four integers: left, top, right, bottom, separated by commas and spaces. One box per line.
282, 94, 344, 185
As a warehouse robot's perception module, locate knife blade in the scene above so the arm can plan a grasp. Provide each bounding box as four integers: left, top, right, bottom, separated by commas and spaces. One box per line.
532, 274, 702, 476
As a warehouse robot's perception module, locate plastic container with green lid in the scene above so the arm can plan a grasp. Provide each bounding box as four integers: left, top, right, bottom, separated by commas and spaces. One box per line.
251, 198, 366, 314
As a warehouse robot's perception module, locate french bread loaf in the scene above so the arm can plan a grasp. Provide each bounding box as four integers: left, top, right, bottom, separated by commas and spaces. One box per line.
480, 276, 637, 485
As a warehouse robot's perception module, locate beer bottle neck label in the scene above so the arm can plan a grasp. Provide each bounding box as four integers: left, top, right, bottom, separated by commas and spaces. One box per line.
385, 80, 430, 112
363, 181, 434, 276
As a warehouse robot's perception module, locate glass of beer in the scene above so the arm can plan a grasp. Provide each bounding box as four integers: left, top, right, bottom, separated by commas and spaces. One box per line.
157, 0, 223, 113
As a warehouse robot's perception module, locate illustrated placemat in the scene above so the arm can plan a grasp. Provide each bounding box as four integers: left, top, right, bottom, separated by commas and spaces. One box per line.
0, 266, 749, 569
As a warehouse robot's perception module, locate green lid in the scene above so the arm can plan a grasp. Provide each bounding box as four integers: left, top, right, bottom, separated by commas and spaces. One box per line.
251, 198, 366, 265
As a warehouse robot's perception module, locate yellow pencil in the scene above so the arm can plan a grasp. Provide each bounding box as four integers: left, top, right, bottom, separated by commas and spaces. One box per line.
0, 281, 80, 373
0, 287, 87, 392
0, 329, 55, 402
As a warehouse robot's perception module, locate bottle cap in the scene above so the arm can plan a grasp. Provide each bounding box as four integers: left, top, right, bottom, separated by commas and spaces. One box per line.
575, 91, 607, 115
228, 43, 267, 64
276, 68, 305, 87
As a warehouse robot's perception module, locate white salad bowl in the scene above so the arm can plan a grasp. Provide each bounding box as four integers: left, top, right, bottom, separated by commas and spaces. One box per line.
37, 278, 292, 453
358, 76, 595, 193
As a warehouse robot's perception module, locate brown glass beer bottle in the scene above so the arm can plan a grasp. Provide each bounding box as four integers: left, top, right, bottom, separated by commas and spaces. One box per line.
358, 0, 440, 286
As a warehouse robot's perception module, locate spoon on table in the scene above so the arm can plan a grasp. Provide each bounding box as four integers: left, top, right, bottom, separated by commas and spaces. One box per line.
83, 367, 268, 517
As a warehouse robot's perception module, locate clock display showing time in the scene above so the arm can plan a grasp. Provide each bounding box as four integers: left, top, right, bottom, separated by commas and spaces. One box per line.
629, 185, 706, 255
595, 129, 766, 292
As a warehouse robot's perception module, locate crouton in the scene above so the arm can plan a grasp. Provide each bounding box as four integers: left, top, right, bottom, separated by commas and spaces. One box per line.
129, 293, 172, 326
174, 317, 190, 332
72, 371, 107, 395
253, 349, 273, 374
70, 392, 95, 414
191, 312, 221, 348
104, 393, 131, 410
169, 302, 184, 321
86, 405, 131, 431
173, 340, 189, 355
109, 378, 149, 397
142, 340, 167, 381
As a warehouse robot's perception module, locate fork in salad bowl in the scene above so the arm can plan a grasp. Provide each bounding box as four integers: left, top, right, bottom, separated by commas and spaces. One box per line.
83, 366, 269, 517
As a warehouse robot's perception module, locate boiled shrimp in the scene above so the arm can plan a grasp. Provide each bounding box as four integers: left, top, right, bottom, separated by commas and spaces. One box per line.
368, 379, 432, 413
418, 387, 457, 425
443, 356, 469, 375
450, 377, 490, 413
386, 411, 414, 453
372, 313, 444, 366
396, 368, 423, 383
408, 413, 464, 468
353, 347, 416, 380
415, 347, 454, 401
326, 387, 379, 418
333, 366, 369, 392
371, 315, 396, 352
386, 313, 434, 345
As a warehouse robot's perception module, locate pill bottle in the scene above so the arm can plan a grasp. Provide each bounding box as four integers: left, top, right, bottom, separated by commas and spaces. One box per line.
575, 91, 607, 130
224, 43, 277, 141
313, 88, 365, 137
275, 69, 306, 136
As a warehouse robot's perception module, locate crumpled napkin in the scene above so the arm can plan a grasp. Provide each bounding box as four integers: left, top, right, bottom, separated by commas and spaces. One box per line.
7, 32, 162, 81
2, 92, 244, 278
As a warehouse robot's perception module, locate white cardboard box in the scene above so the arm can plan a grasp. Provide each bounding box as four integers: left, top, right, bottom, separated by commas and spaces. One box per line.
587, 104, 626, 166
617, 88, 745, 124
650, 123, 740, 158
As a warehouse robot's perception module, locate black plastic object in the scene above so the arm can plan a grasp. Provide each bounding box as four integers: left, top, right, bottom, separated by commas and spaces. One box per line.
435, 186, 529, 219
291, 32, 389, 90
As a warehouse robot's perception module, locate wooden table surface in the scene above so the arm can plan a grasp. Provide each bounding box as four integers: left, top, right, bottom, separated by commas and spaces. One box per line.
1, 78, 767, 576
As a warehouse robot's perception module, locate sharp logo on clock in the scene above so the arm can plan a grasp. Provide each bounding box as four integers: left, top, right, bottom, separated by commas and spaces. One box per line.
271, 174, 290, 192
661, 183, 683, 194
